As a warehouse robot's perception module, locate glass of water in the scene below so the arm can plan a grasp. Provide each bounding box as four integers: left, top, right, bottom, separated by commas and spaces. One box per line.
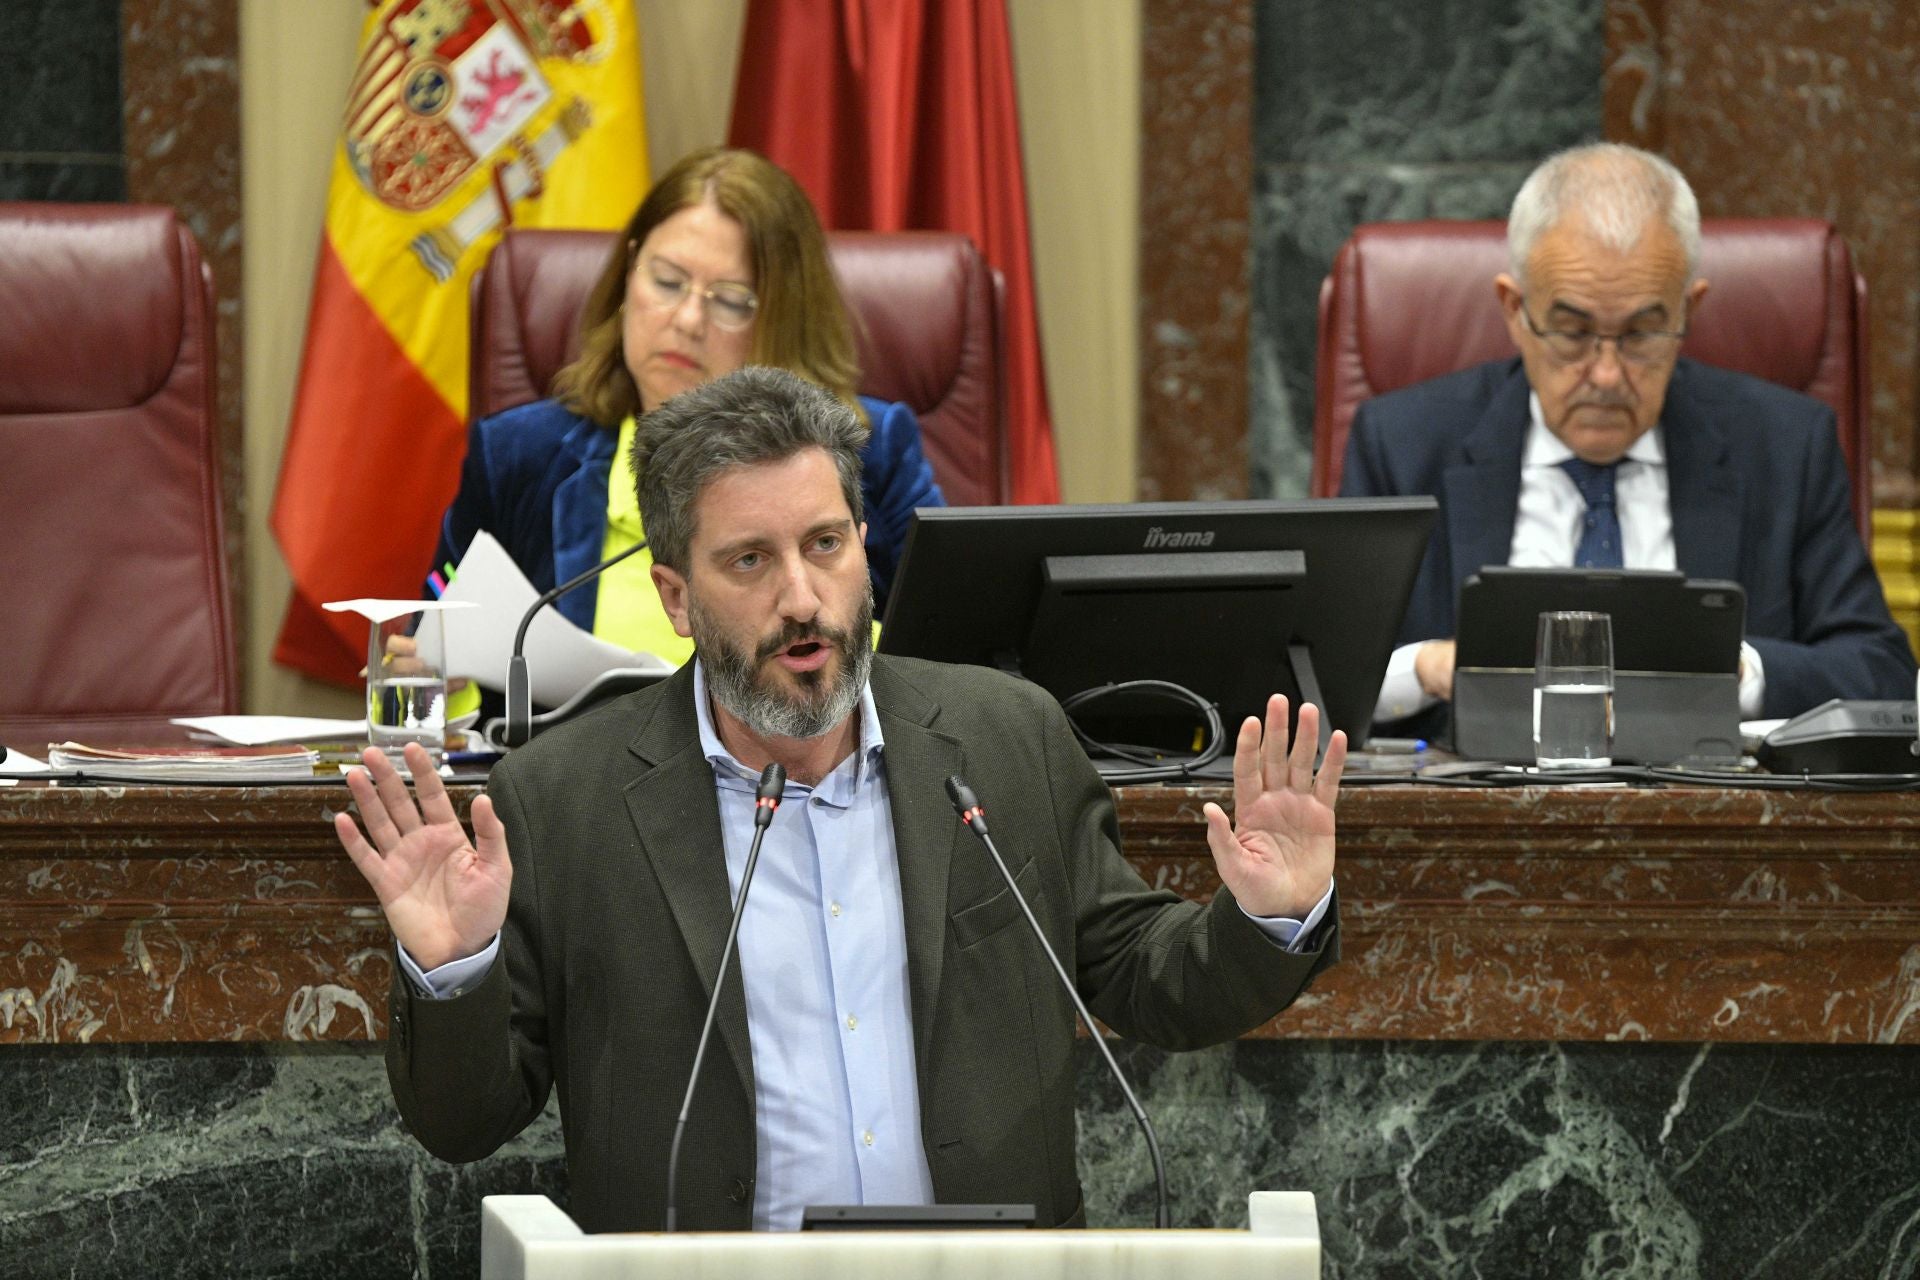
1534, 610, 1613, 769
366, 608, 448, 767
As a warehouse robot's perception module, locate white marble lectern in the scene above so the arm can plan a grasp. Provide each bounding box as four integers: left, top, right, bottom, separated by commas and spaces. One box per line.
481, 1192, 1322, 1279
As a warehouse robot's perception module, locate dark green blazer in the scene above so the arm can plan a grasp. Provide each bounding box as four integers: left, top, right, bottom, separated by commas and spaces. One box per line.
386, 655, 1339, 1233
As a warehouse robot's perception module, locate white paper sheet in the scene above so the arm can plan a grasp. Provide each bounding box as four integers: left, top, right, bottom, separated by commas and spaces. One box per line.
322, 597, 477, 625
0, 745, 51, 783
171, 715, 369, 746
421, 531, 675, 706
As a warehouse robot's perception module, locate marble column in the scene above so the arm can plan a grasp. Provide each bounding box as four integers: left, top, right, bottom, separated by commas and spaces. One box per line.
1249, 0, 1603, 498
122, 0, 247, 699
1603, 0, 1920, 651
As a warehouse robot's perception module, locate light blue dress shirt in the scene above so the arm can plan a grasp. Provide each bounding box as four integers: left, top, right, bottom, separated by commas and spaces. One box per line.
401, 661, 1334, 1230
684, 661, 935, 1230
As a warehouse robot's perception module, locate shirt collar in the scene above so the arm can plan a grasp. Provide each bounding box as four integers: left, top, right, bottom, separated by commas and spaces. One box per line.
1524, 391, 1666, 469
691, 657, 886, 793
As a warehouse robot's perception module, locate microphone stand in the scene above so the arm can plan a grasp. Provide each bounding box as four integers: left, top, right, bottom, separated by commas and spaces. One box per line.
944, 775, 1172, 1229
664, 762, 787, 1231
503, 539, 650, 747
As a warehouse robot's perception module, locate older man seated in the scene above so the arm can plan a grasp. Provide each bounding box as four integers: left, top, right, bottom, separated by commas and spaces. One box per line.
1340, 141, 1915, 739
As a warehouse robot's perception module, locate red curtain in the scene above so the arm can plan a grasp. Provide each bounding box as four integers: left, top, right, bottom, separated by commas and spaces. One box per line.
730, 0, 1061, 504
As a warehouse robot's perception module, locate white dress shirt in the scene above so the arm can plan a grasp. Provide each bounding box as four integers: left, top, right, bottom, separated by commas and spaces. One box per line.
1374, 392, 1765, 722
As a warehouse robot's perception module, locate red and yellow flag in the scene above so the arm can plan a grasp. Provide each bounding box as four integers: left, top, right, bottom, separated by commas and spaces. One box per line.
271, 0, 648, 685
730, 0, 1061, 505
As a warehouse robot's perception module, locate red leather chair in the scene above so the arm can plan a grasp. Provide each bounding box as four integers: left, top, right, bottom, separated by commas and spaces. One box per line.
0, 203, 236, 747
469, 229, 1010, 505
1311, 219, 1873, 539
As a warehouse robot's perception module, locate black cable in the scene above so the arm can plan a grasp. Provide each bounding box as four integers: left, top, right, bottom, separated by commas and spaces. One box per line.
1058, 679, 1226, 784
1336, 761, 1920, 792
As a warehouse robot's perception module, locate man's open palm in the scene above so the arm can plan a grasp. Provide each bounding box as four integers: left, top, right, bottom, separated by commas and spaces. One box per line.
333, 743, 512, 971
1202, 695, 1343, 920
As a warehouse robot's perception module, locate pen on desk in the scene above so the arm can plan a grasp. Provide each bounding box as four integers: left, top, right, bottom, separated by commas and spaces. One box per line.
1368, 737, 1428, 754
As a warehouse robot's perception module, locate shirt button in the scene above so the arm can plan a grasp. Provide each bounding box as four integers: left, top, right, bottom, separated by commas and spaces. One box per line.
863, 1130, 874, 1147
830, 902, 841, 917
845, 1014, 858, 1031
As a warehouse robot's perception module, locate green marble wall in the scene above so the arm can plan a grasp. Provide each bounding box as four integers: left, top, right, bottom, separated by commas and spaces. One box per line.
0, 1, 126, 201
1250, 0, 1603, 497
4, 1039, 1914, 1277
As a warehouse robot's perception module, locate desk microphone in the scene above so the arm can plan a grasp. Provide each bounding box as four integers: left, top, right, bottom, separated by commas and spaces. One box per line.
664, 761, 786, 1231
503, 539, 649, 747
944, 775, 1172, 1229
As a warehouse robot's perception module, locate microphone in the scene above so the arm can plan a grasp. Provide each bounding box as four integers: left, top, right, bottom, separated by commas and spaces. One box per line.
943, 775, 1172, 1229
665, 761, 787, 1231
503, 538, 650, 747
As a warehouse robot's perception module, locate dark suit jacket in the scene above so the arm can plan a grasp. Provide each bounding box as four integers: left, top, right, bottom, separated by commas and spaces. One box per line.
1340, 357, 1914, 731
386, 655, 1338, 1233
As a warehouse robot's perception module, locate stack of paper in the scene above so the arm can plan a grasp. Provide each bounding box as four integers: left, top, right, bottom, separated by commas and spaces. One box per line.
46, 742, 320, 781
172, 715, 368, 747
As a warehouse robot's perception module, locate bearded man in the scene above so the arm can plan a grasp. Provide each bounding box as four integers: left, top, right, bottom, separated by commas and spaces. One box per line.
334, 367, 1346, 1233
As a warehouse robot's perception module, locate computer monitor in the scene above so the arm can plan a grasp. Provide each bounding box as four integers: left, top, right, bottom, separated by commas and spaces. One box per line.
877, 498, 1437, 754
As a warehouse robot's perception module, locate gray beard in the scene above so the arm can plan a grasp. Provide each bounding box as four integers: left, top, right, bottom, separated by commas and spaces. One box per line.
694, 587, 874, 741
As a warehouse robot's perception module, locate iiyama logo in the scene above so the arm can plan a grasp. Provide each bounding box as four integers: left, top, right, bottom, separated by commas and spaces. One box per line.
1143, 526, 1215, 549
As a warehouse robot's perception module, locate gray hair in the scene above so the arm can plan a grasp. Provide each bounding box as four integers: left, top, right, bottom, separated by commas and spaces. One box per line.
633, 366, 870, 574
1507, 143, 1701, 283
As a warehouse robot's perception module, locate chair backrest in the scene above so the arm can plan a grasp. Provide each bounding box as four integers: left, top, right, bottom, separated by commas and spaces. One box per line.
1311, 218, 1873, 538
0, 202, 235, 746
470, 229, 1010, 506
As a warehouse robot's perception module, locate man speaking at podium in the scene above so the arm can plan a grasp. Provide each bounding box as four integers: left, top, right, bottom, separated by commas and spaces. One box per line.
332, 368, 1345, 1233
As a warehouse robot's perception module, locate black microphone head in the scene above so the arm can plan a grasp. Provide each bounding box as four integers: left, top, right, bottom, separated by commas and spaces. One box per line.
753, 762, 787, 829
944, 775, 978, 815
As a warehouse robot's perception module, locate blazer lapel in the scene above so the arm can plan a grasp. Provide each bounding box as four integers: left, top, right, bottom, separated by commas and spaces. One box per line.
619, 664, 756, 1108
1661, 362, 1742, 581
868, 658, 969, 1078
549, 420, 616, 630
1442, 362, 1532, 610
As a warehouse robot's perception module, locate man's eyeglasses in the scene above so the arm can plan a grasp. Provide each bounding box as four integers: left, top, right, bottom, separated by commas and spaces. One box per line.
633, 256, 759, 331
1518, 304, 1687, 367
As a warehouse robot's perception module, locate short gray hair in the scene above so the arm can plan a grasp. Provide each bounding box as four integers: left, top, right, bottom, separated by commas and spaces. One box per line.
1507, 142, 1701, 284
634, 366, 870, 574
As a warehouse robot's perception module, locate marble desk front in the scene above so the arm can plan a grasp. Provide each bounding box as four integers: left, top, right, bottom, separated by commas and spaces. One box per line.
0, 781, 1915, 1045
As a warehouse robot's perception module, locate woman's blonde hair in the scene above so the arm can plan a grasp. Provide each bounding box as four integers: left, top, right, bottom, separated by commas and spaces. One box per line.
550, 147, 864, 426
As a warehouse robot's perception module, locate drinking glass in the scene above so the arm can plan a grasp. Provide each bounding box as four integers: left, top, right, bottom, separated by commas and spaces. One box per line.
1533, 611, 1613, 768
366, 608, 449, 767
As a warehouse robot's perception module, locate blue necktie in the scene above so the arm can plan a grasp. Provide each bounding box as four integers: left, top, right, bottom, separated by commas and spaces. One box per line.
1559, 458, 1624, 569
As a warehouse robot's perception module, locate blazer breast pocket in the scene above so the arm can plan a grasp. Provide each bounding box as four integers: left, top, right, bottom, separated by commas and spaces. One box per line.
951, 856, 1041, 951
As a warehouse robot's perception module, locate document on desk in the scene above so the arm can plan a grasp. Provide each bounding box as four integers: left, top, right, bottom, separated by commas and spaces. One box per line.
0, 745, 51, 784
422, 531, 675, 705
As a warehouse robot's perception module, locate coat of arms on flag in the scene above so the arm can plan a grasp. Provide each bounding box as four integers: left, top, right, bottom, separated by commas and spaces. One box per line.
271, 1, 647, 685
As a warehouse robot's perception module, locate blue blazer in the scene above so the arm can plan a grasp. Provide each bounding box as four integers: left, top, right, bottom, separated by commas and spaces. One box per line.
430, 396, 944, 629
1340, 357, 1915, 725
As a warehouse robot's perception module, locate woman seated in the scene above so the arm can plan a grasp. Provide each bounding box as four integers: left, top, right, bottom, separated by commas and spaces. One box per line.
428, 146, 943, 672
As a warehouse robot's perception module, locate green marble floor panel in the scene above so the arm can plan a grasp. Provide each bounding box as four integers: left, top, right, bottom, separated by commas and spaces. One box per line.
2, 1039, 1914, 1277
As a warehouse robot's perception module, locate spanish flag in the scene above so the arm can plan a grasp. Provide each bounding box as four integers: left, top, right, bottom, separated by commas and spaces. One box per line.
271, 1, 648, 685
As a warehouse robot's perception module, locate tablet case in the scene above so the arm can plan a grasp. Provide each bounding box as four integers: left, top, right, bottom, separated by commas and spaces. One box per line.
1452, 568, 1745, 765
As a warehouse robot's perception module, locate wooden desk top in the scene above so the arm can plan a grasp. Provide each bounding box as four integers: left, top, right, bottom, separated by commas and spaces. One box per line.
2, 781, 1915, 1045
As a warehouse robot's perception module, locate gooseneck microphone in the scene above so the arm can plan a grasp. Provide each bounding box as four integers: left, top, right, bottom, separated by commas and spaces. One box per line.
944, 775, 1172, 1229
665, 761, 787, 1232
503, 538, 650, 747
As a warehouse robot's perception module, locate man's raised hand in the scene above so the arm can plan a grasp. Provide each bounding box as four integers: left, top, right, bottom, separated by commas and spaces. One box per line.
1201, 694, 1345, 920
333, 742, 511, 971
